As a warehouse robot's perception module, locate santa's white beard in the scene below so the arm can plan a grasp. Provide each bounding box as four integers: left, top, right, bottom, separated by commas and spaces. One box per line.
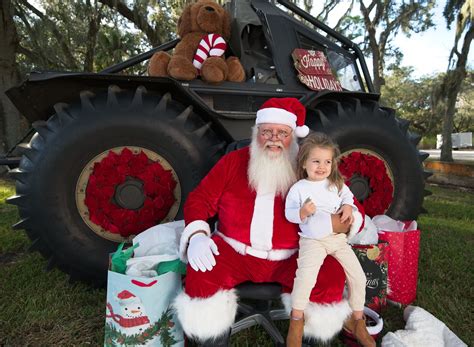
248, 129, 298, 196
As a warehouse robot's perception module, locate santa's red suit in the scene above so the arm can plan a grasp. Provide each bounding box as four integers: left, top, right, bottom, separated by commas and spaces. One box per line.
173, 146, 361, 343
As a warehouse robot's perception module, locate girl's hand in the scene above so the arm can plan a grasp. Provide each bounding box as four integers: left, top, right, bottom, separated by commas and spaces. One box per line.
300, 199, 316, 220
340, 205, 354, 224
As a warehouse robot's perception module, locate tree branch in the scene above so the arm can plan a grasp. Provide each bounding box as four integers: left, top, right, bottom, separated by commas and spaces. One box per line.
17, 0, 79, 69
16, 44, 58, 67
14, 5, 58, 68
316, 0, 338, 23
98, 0, 162, 46
84, 0, 104, 72
333, 0, 355, 32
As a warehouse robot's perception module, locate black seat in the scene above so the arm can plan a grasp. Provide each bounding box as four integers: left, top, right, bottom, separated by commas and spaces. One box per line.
225, 139, 251, 154
232, 282, 288, 346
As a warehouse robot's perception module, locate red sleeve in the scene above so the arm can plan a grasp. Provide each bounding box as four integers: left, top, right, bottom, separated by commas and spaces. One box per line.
353, 197, 365, 232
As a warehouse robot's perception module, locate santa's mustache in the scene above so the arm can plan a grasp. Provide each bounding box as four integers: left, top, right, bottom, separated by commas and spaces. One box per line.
264, 141, 284, 149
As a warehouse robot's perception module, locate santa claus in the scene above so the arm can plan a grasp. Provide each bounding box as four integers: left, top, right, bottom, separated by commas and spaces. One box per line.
173, 97, 360, 345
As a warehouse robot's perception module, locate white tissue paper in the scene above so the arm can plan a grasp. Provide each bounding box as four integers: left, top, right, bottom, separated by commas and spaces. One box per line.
349, 215, 379, 245
381, 305, 467, 347
124, 220, 185, 277
126, 254, 178, 277
373, 215, 417, 232
132, 220, 184, 257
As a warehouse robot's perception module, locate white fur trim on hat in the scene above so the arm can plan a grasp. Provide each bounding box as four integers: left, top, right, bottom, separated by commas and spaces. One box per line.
173, 289, 238, 341
179, 220, 211, 262
295, 125, 310, 138
256, 107, 297, 129
281, 293, 351, 342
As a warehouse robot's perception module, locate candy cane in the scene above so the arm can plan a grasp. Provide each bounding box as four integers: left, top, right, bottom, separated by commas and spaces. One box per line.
193, 33, 227, 73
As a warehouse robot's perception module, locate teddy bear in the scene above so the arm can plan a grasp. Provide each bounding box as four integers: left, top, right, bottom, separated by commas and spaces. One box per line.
148, 0, 245, 83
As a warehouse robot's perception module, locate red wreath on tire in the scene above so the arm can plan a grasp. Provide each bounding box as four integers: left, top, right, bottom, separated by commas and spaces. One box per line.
339, 152, 394, 217
84, 148, 177, 237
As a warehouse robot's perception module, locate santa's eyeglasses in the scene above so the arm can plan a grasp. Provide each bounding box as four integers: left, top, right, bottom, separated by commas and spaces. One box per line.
258, 128, 292, 140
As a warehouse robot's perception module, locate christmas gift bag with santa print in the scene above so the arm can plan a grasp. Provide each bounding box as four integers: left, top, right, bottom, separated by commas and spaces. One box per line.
376, 219, 421, 305
104, 270, 184, 347
351, 242, 389, 313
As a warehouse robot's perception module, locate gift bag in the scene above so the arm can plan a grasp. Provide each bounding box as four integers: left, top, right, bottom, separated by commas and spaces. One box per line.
378, 222, 421, 305
352, 242, 389, 313
105, 219, 186, 347
104, 270, 184, 347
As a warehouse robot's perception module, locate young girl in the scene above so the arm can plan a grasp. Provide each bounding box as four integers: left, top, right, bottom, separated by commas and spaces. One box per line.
285, 132, 375, 347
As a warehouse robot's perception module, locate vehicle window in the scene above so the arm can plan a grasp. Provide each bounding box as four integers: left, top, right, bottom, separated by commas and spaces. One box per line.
326, 50, 363, 91
297, 32, 363, 91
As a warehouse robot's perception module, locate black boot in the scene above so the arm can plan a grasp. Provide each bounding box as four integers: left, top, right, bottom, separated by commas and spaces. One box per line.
186, 329, 231, 347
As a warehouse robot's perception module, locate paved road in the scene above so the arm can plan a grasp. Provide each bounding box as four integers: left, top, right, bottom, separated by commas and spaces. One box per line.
423, 149, 474, 161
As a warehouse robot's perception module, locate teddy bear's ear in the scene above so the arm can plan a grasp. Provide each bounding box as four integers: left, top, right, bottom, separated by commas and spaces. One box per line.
177, 4, 193, 37
222, 9, 232, 40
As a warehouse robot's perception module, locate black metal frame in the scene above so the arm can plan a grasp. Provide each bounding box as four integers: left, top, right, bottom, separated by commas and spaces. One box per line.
277, 0, 374, 92
99, 39, 180, 74
3, 0, 379, 163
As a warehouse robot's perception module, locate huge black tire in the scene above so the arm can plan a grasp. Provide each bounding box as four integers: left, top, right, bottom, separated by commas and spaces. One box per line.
8, 85, 226, 284
308, 96, 430, 220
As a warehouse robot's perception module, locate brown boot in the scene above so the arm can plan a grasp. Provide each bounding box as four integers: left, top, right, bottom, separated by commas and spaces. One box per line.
344, 316, 376, 347
286, 318, 304, 347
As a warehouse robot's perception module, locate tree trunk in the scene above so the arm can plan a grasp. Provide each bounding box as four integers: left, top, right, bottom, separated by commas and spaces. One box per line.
440, 22, 473, 162
439, 71, 460, 161
0, 0, 22, 156
372, 49, 383, 93
84, 0, 102, 72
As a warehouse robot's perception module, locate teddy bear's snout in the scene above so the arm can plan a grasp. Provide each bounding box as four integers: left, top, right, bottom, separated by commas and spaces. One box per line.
204, 6, 215, 12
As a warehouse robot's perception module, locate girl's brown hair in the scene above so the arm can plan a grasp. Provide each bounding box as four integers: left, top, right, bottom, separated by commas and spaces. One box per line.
297, 132, 344, 192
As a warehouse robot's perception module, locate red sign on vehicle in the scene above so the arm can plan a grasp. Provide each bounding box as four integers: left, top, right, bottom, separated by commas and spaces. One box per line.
292, 49, 343, 91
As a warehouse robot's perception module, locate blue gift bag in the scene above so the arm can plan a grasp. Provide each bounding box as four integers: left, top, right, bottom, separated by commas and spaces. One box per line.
104, 270, 184, 347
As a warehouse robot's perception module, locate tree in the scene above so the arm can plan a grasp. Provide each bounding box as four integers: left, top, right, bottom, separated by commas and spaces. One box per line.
0, 1, 24, 156
358, 0, 435, 93
452, 71, 474, 133
381, 66, 442, 135
436, 0, 473, 161
382, 68, 473, 140
1, 0, 179, 156
98, 0, 177, 47
311, 1, 434, 93
315, 0, 360, 39
14, 0, 149, 73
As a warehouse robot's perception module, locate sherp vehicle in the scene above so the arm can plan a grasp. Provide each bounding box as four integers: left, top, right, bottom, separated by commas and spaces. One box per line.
3, 0, 430, 284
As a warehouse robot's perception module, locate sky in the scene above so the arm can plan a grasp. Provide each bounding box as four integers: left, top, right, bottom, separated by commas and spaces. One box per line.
313, 0, 474, 78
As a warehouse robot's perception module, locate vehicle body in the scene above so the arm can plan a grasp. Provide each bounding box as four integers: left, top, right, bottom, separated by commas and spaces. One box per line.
3, 0, 429, 284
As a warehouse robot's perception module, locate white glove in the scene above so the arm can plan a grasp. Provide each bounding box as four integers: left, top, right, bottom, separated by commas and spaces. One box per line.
187, 233, 219, 272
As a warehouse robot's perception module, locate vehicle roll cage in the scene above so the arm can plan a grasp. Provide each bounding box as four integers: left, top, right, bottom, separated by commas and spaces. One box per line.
100, 0, 374, 93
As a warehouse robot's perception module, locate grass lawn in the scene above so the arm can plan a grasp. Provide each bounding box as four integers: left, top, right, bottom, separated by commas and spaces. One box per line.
0, 178, 472, 346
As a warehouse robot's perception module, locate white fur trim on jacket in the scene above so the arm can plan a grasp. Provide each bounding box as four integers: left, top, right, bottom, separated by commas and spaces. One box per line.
348, 210, 363, 240
249, 191, 275, 250
179, 220, 211, 262
281, 293, 351, 342
173, 289, 238, 341
216, 232, 297, 260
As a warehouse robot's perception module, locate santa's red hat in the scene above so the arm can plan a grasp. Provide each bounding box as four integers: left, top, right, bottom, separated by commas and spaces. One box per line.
256, 97, 309, 138
117, 290, 139, 305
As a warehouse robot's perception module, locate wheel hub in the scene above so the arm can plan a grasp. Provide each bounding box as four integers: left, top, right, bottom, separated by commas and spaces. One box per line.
349, 174, 371, 202
114, 178, 145, 210
339, 149, 395, 217
76, 146, 181, 242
